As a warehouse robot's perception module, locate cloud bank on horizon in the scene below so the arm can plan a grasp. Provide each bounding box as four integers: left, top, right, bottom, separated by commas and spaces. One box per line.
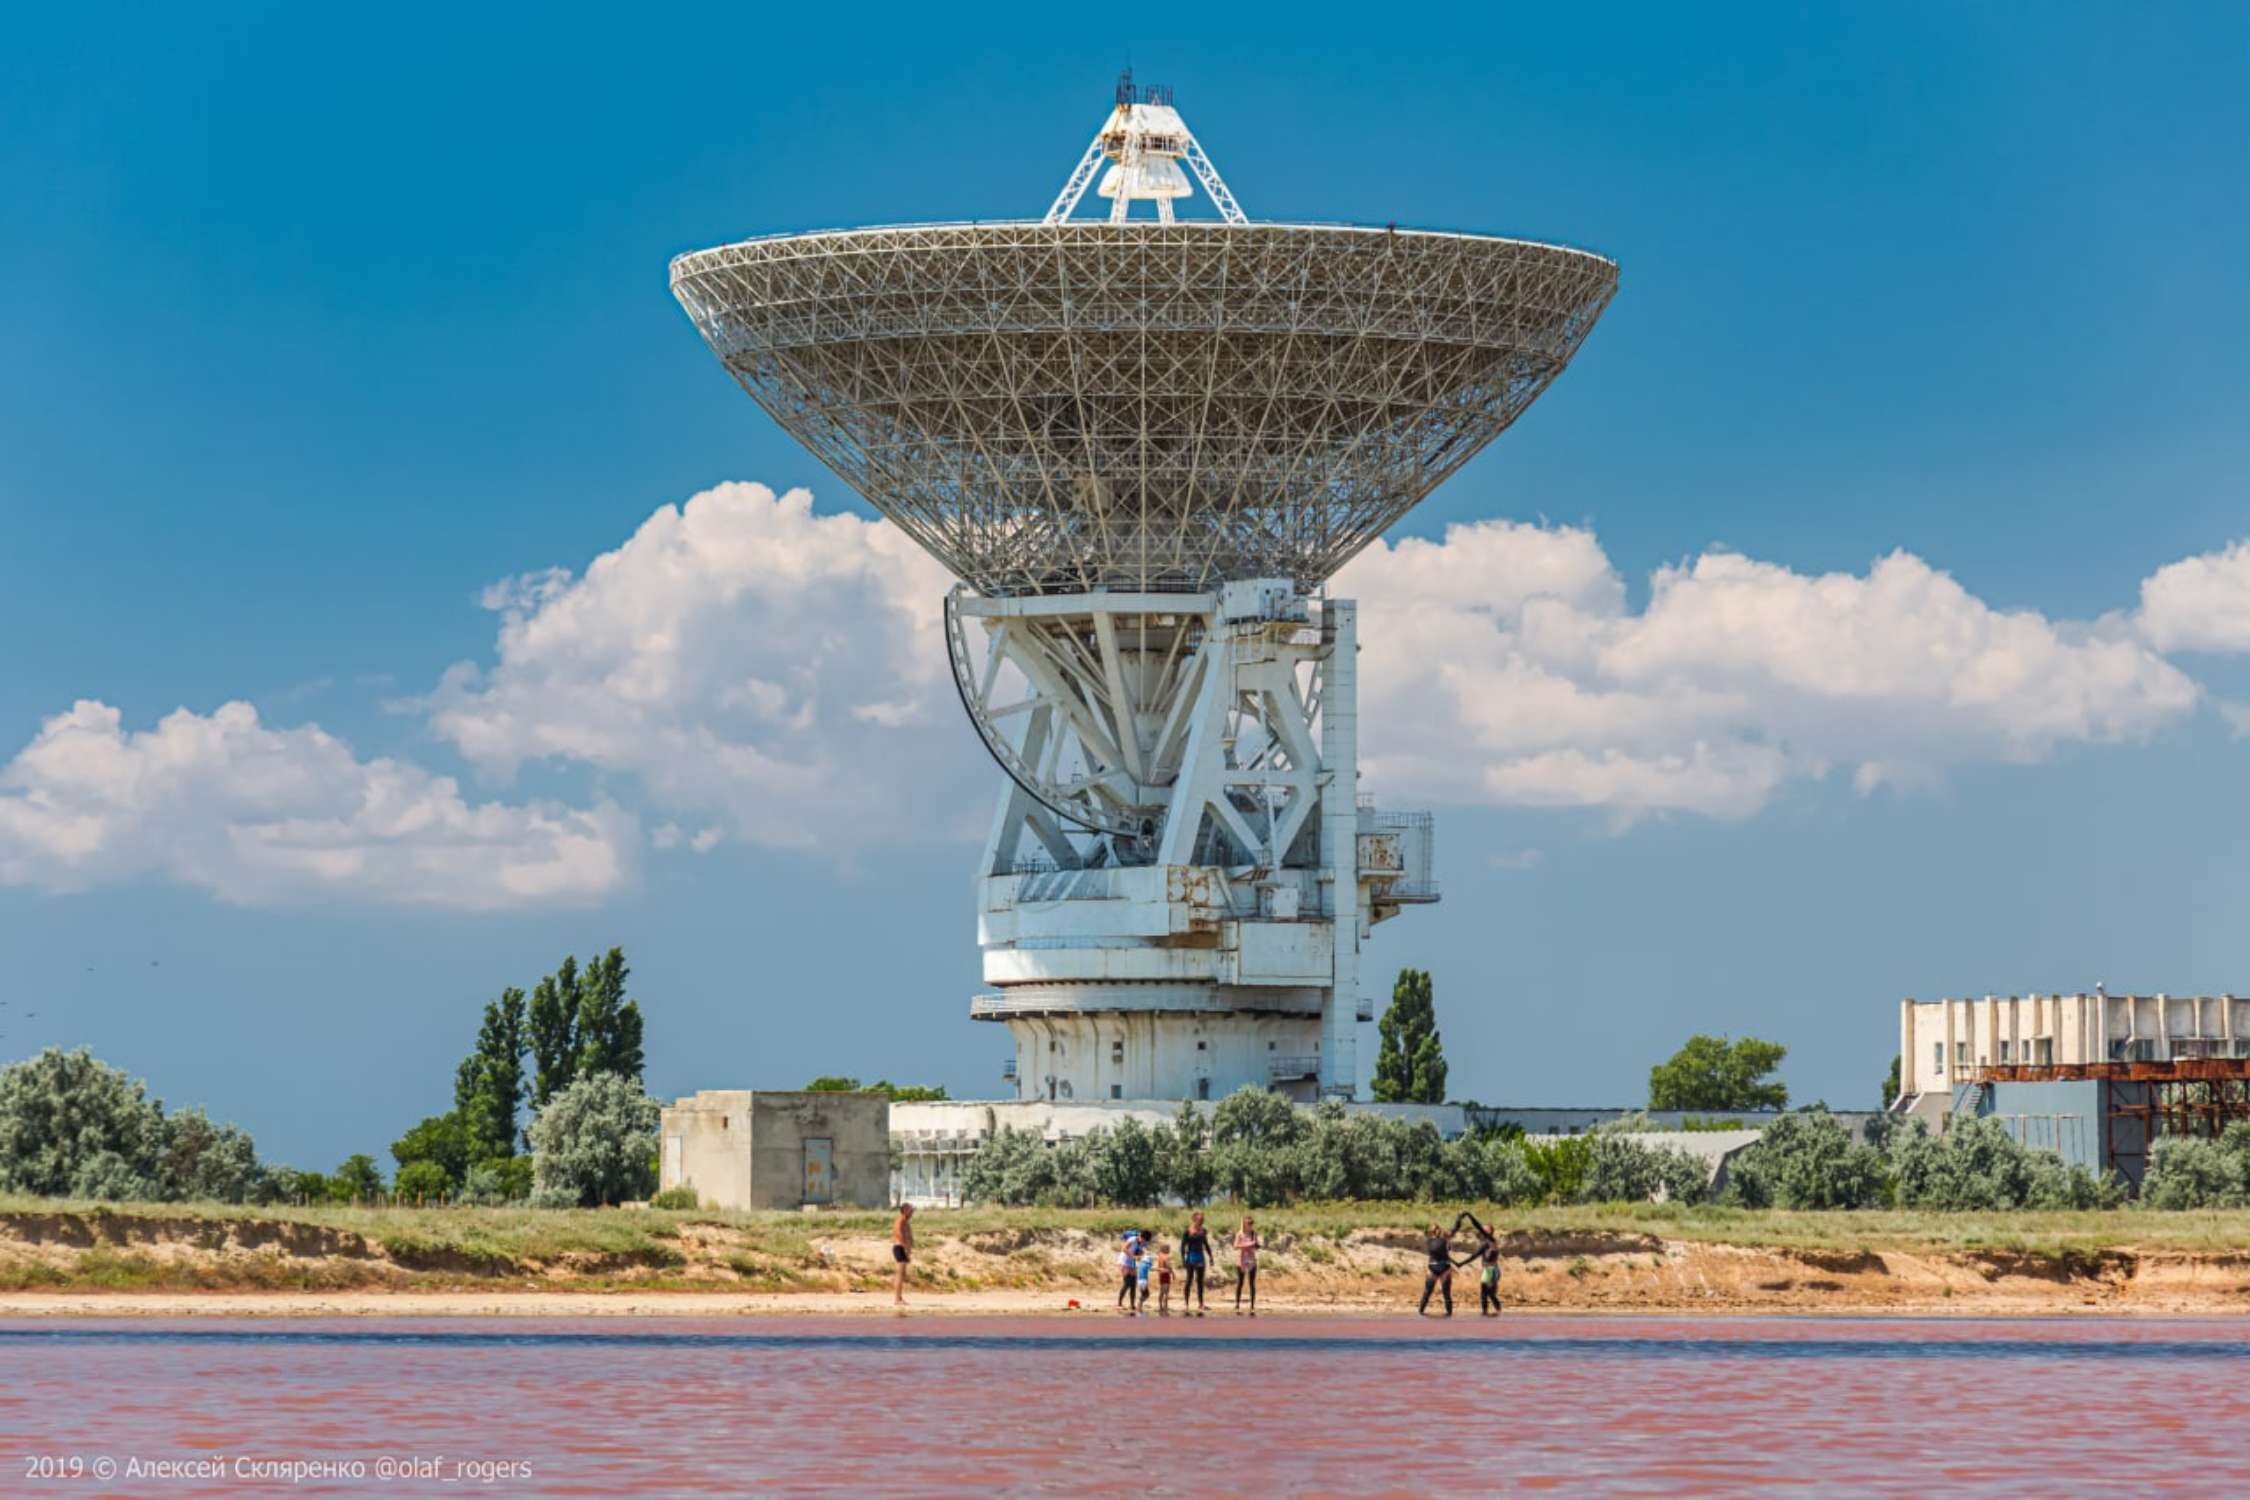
3, 481, 2243, 908
0, 700, 631, 909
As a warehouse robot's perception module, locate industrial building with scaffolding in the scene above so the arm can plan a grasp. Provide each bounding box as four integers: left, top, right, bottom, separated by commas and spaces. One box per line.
1896, 991, 2250, 1186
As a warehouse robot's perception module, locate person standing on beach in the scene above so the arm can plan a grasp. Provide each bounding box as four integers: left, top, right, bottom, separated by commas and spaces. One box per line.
1232, 1215, 1261, 1315
891, 1203, 915, 1306
1417, 1222, 1454, 1317
1118, 1232, 1143, 1314
1180, 1211, 1213, 1314
1155, 1243, 1174, 1315
1136, 1236, 1155, 1311
1474, 1226, 1502, 1317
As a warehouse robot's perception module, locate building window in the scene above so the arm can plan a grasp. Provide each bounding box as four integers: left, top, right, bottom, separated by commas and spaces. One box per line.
1268, 1040, 1277, 1050
1110, 1084, 1122, 1100
1933, 1042, 1943, 1074
1999, 1039, 2012, 1062
2035, 1039, 2053, 1064
1111, 1040, 1124, 1065
1197, 1040, 1207, 1052
1197, 1078, 1209, 1100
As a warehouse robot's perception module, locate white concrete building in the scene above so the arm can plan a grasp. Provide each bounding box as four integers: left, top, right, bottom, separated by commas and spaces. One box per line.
1896, 991, 2250, 1108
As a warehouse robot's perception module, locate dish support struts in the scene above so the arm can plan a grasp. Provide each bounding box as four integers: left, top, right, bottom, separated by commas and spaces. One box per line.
955, 578, 1434, 1102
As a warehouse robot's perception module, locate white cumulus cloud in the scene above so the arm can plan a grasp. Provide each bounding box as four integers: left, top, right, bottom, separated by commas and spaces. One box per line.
2136, 539, 2250, 653
0, 701, 633, 908
1338, 521, 2201, 820
423, 482, 974, 852
17, 484, 2226, 911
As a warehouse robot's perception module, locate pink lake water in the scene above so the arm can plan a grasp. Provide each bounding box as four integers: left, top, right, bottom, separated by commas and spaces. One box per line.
4, 1315, 2245, 1495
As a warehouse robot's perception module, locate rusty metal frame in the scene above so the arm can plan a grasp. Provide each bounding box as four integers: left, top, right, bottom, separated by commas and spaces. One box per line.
1969, 1060, 2250, 1174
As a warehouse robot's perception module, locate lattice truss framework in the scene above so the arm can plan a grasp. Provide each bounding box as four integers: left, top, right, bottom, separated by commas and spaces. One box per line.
671, 222, 1618, 596
947, 589, 1329, 861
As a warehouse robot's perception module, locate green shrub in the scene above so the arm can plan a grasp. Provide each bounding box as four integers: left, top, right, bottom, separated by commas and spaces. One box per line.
650, 1185, 701, 1211
158, 1107, 262, 1203
0, 1048, 264, 1203
1475, 1136, 1543, 1206
1579, 1133, 1709, 1205
1090, 1117, 1163, 1207
1889, 1115, 2119, 1210
1158, 1100, 1216, 1204
1520, 1135, 1593, 1205
331, 1154, 386, 1202
2142, 1123, 2250, 1209
2024, 1150, 2126, 1210
1725, 1109, 1888, 1209
395, 1160, 450, 1203
961, 1125, 1055, 1207
528, 1073, 660, 1208
458, 1155, 534, 1205
391, 1113, 475, 1190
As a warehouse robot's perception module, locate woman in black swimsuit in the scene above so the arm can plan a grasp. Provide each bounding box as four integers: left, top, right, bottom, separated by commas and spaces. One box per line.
1417, 1222, 1454, 1317
1179, 1211, 1212, 1314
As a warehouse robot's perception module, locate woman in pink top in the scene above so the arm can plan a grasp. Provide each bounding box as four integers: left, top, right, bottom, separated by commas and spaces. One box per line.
1232, 1214, 1261, 1315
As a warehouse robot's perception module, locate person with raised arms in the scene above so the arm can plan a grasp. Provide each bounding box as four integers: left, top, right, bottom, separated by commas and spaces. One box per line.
1416, 1221, 1455, 1317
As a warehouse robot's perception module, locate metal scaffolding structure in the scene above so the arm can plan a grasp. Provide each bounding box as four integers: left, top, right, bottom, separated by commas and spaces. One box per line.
1972, 1058, 2250, 1181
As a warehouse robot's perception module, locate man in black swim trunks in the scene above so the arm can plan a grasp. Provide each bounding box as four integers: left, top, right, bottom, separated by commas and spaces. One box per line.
892, 1202, 914, 1306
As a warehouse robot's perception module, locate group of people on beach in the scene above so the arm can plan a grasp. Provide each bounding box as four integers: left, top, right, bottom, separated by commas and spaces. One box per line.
891, 1199, 1506, 1317
1417, 1212, 1504, 1318
1115, 1210, 1263, 1316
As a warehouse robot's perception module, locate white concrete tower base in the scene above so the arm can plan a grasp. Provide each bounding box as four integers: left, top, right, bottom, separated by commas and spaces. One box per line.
954, 582, 1435, 1105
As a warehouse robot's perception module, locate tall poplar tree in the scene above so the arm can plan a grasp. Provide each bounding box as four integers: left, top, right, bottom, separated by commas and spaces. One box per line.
527, 956, 583, 1110
1371, 967, 1448, 1104
573, 948, 646, 1087
453, 987, 527, 1160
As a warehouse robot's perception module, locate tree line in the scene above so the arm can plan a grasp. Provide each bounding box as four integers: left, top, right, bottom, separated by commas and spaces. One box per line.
0, 947, 663, 1210
957, 1084, 2250, 1212
961, 1089, 1716, 1209
389, 949, 649, 1204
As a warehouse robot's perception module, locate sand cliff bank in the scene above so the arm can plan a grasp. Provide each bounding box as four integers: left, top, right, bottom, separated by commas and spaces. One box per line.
5, 1202, 2250, 1316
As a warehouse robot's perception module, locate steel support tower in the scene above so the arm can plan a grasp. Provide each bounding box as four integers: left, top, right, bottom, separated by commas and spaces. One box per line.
673, 72, 1617, 1101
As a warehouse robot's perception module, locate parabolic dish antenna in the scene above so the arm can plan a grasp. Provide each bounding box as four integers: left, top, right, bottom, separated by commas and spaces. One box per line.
671, 77, 1618, 599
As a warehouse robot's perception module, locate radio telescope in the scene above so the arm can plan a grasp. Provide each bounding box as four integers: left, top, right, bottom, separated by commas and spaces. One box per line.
674, 71, 1616, 1103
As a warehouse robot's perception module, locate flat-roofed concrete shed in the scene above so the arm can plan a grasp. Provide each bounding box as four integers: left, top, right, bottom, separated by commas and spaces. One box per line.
660, 1091, 890, 1211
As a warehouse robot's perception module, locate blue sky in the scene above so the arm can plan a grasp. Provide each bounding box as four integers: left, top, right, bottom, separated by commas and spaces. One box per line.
4, 3, 2248, 1169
